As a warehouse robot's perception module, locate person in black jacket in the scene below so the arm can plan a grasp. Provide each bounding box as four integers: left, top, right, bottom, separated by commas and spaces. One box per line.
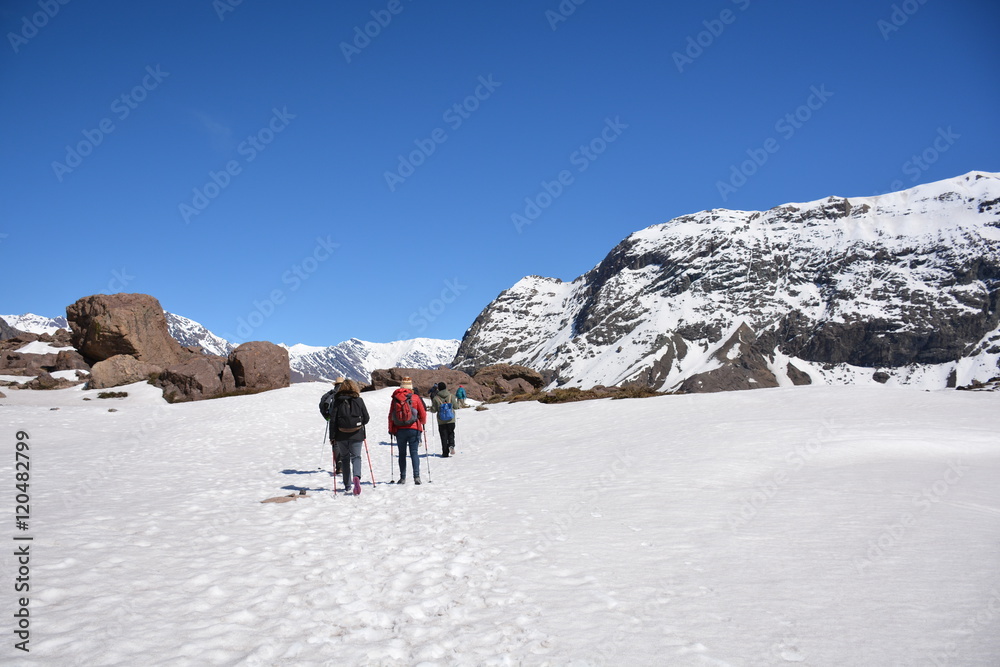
331, 379, 370, 495
319, 376, 345, 474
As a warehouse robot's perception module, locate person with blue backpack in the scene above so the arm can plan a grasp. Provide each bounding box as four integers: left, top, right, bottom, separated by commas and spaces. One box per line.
431, 382, 458, 457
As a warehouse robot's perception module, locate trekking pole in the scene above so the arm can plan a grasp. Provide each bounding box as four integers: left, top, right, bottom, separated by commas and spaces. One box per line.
422, 426, 433, 483
320, 421, 329, 470
363, 439, 377, 487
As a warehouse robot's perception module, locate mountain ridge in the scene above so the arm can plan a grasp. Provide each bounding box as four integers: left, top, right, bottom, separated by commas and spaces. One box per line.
453, 170, 1000, 392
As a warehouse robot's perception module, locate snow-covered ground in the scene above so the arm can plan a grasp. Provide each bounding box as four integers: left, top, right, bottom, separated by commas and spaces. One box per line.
1, 383, 998, 666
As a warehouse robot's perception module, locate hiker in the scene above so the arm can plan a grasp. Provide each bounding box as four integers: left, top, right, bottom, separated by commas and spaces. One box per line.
431, 381, 458, 457
331, 379, 370, 495
456, 384, 467, 409
388, 376, 427, 484
428, 382, 439, 402
319, 376, 346, 474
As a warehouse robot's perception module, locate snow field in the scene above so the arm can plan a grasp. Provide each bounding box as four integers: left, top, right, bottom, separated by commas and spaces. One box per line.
0, 382, 998, 665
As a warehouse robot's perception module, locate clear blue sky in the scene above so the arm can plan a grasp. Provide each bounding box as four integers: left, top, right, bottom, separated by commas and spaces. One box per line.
2, 0, 998, 346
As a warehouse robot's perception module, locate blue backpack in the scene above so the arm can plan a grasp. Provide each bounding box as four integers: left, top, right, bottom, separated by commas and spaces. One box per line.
438, 401, 454, 421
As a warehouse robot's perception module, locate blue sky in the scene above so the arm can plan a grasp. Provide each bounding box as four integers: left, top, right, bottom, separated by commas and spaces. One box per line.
2, 0, 998, 347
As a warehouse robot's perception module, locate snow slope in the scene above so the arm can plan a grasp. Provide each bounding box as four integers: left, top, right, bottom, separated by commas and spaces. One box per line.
0, 384, 998, 665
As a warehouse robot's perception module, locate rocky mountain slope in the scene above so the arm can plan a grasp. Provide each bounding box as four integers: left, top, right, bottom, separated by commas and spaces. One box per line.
454, 171, 1000, 392
164, 312, 235, 357
1, 313, 68, 335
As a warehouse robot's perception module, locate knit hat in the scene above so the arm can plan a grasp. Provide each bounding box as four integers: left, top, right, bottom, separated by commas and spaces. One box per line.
333, 376, 345, 384
401, 377, 413, 389
438, 382, 447, 390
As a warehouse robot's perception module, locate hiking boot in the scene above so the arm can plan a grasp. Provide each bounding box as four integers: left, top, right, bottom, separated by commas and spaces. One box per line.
414, 477, 422, 485
449, 445, 455, 456
352, 476, 361, 495
397, 477, 406, 485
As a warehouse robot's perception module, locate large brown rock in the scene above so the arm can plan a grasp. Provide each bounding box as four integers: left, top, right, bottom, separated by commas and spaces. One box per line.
472, 364, 545, 395
67, 294, 189, 366
24, 370, 79, 390
54, 349, 90, 372
228, 342, 289, 392
89, 355, 162, 390
156, 355, 237, 403
369, 367, 489, 400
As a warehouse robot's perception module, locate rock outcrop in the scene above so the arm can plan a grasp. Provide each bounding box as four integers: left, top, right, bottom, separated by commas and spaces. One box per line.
67, 293, 189, 366
228, 342, 290, 393
89, 354, 162, 390
65, 294, 290, 401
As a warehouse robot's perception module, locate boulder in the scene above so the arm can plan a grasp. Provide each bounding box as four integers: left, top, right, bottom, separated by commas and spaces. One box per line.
54, 349, 91, 372
370, 367, 489, 400
89, 355, 162, 390
472, 364, 545, 395
24, 370, 78, 390
66, 293, 190, 366
228, 342, 289, 392
156, 355, 236, 403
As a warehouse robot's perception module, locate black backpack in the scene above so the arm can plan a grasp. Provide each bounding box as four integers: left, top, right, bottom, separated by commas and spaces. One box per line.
334, 398, 364, 433
319, 390, 336, 419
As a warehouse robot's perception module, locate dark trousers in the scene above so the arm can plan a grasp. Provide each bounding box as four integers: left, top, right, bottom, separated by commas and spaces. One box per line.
439, 422, 456, 455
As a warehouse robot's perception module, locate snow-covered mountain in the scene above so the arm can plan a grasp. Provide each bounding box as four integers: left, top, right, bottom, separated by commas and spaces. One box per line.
284, 337, 460, 384
1, 312, 68, 334
162, 312, 458, 384
454, 171, 1000, 392
164, 312, 236, 357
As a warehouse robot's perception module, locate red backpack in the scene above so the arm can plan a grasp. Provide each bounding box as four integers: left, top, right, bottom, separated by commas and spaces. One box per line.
390, 390, 420, 428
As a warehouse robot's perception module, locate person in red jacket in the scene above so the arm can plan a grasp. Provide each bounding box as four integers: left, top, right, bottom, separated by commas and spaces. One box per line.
387, 377, 427, 484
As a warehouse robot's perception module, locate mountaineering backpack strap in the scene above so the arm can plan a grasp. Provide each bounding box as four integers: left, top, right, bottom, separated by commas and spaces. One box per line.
334, 398, 364, 433
438, 401, 454, 422
391, 391, 419, 427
